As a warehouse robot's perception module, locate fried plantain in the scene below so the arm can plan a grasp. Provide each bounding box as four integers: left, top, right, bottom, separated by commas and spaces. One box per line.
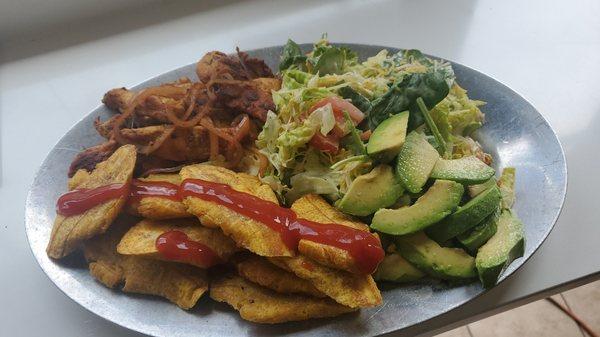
235, 255, 324, 298
180, 164, 294, 257
292, 194, 376, 274
127, 173, 190, 219
117, 218, 240, 267
83, 216, 208, 310
210, 274, 355, 323
47, 144, 136, 259
269, 255, 381, 309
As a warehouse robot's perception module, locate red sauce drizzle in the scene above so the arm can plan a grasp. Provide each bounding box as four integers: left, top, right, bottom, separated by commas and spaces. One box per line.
129, 179, 181, 202
56, 183, 128, 216
155, 230, 222, 268
180, 179, 384, 274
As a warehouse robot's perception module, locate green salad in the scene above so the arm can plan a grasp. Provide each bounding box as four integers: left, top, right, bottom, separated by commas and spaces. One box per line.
257, 37, 524, 288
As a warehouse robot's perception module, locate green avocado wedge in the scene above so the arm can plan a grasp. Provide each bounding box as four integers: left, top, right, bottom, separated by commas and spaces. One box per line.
371, 180, 464, 235
458, 207, 500, 254
336, 165, 403, 216
476, 209, 525, 288
373, 253, 425, 282
430, 156, 495, 185
367, 111, 409, 163
396, 232, 477, 280
498, 167, 516, 209
426, 186, 502, 243
395, 131, 440, 193
468, 178, 497, 198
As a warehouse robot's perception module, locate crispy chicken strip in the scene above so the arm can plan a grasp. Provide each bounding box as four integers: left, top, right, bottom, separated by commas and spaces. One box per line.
47, 145, 136, 258
68, 140, 119, 177
292, 194, 375, 274
83, 217, 208, 310
126, 173, 191, 219
195, 51, 274, 84
269, 256, 382, 309
180, 164, 294, 257
117, 218, 240, 267
210, 274, 355, 324
235, 255, 324, 298
209, 78, 280, 122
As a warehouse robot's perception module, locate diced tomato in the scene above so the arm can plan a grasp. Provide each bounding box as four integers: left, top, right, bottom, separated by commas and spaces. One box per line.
305, 96, 364, 153
310, 96, 365, 124
309, 133, 340, 153
360, 129, 372, 141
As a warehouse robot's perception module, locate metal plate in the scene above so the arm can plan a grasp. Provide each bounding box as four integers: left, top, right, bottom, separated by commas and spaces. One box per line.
25, 44, 567, 337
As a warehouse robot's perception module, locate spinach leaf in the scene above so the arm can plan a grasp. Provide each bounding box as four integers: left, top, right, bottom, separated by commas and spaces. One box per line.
313, 47, 345, 75
279, 39, 307, 71
339, 86, 372, 114
403, 49, 433, 67
340, 111, 366, 155
367, 70, 450, 130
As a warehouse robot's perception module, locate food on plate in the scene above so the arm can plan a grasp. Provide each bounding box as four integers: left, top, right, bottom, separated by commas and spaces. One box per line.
180, 164, 294, 257
126, 173, 190, 219
46, 36, 526, 324
235, 254, 325, 297
83, 216, 208, 309
210, 274, 355, 323
116, 218, 240, 268
290, 194, 381, 274
47, 144, 136, 258
269, 255, 381, 308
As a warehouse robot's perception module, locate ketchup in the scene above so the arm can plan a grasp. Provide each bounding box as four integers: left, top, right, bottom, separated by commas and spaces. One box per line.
129, 179, 181, 202
155, 230, 222, 268
180, 179, 384, 274
56, 183, 128, 216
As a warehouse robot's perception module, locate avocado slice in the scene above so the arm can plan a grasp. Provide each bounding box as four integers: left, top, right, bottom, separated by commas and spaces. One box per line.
498, 167, 516, 209
366, 111, 409, 163
476, 209, 525, 288
430, 156, 495, 185
468, 178, 497, 198
336, 165, 403, 216
396, 232, 477, 280
426, 186, 502, 243
458, 207, 500, 254
373, 253, 425, 282
395, 131, 440, 193
371, 180, 464, 235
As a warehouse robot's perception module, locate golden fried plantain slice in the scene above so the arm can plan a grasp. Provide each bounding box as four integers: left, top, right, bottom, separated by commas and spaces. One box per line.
68, 169, 91, 190
47, 144, 136, 259
117, 218, 240, 267
180, 164, 293, 257
269, 255, 381, 309
129, 173, 191, 219
291, 194, 375, 274
83, 216, 208, 310
210, 274, 355, 323
235, 255, 324, 298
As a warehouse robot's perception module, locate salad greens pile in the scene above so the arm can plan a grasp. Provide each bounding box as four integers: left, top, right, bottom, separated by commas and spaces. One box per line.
257, 37, 488, 204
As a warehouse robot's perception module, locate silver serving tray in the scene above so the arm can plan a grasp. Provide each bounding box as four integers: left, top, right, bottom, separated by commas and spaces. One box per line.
25, 44, 567, 337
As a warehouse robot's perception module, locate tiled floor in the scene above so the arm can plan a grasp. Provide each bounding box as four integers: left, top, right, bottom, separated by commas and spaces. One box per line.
435, 279, 600, 337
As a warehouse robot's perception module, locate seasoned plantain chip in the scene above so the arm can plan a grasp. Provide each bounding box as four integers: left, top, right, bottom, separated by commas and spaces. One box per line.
129, 173, 191, 219
117, 218, 240, 267
269, 255, 381, 309
47, 144, 136, 259
210, 274, 355, 323
83, 216, 208, 310
235, 255, 324, 298
180, 164, 294, 257
292, 194, 374, 274
68, 169, 91, 190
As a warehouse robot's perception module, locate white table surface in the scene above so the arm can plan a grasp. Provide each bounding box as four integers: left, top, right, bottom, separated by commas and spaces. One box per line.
1, 0, 599, 336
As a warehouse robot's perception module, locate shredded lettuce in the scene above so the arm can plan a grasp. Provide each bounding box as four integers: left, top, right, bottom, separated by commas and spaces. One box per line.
257, 37, 484, 203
